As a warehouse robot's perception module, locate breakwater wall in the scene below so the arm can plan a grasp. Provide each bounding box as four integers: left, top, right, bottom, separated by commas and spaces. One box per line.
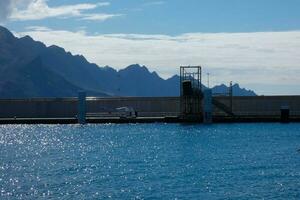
215, 96, 300, 117
0, 96, 300, 123
0, 97, 180, 119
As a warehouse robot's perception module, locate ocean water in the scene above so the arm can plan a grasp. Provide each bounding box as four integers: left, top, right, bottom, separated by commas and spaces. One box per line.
0, 123, 300, 199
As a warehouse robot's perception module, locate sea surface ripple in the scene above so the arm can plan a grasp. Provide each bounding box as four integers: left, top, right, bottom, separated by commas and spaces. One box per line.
0, 123, 300, 199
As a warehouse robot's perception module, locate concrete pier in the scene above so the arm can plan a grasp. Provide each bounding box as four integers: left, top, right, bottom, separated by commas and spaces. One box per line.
0, 96, 300, 124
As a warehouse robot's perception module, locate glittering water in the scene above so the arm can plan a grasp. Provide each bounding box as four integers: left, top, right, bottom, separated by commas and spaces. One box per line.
0, 123, 300, 199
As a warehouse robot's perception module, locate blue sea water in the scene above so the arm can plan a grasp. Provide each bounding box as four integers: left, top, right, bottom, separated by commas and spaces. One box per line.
0, 123, 300, 199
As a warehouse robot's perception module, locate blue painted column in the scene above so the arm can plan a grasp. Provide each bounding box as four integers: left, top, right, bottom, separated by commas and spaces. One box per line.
203, 89, 212, 124
78, 91, 86, 124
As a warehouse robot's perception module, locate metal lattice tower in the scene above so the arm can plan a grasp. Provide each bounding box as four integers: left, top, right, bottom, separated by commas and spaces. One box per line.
180, 66, 203, 118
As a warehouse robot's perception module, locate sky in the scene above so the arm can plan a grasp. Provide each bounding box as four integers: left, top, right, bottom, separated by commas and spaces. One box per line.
1, 0, 300, 95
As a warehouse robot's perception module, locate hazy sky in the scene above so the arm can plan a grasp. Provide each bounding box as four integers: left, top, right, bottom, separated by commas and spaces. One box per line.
1, 0, 300, 95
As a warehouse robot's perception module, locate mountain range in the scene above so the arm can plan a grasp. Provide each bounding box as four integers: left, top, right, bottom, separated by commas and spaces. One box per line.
0, 26, 256, 98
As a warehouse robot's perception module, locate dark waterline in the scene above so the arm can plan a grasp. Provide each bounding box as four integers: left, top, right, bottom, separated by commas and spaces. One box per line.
0, 123, 300, 199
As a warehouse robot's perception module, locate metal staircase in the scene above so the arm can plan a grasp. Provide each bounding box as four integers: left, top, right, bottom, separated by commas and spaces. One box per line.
212, 99, 235, 117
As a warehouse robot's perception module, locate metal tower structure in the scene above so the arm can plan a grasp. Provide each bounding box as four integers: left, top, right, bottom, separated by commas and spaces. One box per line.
180, 66, 203, 119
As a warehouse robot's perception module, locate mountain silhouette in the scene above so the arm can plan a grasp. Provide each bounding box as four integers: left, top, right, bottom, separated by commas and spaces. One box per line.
212, 83, 256, 96
0, 26, 256, 98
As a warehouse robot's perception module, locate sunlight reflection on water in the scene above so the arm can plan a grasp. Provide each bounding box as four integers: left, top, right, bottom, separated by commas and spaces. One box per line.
0, 123, 300, 199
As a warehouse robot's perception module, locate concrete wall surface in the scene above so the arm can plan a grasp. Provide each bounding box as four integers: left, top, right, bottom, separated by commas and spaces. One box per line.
0, 97, 180, 118
86, 97, 180, 113
0, 98, 78, 118
215, 96, 300, 116
0, 96, 300, 119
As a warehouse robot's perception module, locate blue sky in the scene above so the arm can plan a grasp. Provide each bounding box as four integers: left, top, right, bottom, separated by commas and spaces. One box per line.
7, 0, 300, 34
1, 0, 300, 95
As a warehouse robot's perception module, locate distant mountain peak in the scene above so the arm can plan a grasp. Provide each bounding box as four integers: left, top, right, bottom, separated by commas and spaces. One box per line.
151, 71, 160, 77
126, 64, 146, 69
0, 26, 15, 42
0, 26, 257, 98
167, 75, 180, 81
102, 65, 117, 73
19, 35, 44, 47
48, 45, 66, 52
212, 83, 256, 96
129, 64, 142, 67
120, 64, 150, 74
20, 35, 34, 41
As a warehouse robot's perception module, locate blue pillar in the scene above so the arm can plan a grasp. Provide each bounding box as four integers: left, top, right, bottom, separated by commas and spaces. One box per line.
203, 89, 212, 124
78, 91, 86, 124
